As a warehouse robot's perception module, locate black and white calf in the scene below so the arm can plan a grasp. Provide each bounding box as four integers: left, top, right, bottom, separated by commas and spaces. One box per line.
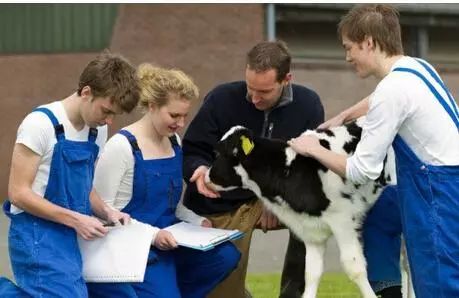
206, 118, 396, 298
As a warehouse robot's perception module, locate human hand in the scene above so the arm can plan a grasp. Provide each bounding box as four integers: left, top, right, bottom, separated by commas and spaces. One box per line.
73, 213, 109, 240
153, 230, 178, 250
257, 207, 279, 233
105, 208, 131, 227
190, 165, 220, 198
317, 113, 347, 129
288, 134, 321, 157
200, 218, 213, 228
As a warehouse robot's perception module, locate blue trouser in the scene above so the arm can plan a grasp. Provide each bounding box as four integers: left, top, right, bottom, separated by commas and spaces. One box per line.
363, 186, 402, 292
0, 277, 30, 298
394, 136, 459, 297
9, 212, 89, 298
87, 242, 240, 298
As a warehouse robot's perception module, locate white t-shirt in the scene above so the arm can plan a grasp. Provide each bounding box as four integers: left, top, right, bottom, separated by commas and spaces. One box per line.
93, 132, 206, 241
347, 56, 459, 184
11, 101, 108, 214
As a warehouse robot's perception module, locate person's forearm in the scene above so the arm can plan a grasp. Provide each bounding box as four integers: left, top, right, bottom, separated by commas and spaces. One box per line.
9, 188, 81, 228
309, 146, 348, 178
340, 96, 370, 122
89, 189, 113, 220
175, 196, 206, 225
183, 155, 211, 182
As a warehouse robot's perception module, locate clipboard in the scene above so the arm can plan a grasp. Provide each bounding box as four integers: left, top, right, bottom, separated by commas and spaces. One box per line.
164, 222, 244, 251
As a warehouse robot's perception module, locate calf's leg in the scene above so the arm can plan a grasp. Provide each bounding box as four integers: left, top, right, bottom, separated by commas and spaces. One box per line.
330, 223, 377, 298
302, 242, 325, 298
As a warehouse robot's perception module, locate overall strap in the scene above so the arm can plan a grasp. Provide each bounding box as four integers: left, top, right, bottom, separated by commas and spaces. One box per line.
33, 107, 65, 141
393, 67, 459, 130
118, 130, 143, 160
415, 58, 459, 118
88, 128, 98, 143
169, 134, 179, 147
169, 134, 182, 156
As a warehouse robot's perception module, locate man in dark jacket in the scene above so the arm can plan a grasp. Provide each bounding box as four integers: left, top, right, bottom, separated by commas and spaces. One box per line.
182, 40, 322, 298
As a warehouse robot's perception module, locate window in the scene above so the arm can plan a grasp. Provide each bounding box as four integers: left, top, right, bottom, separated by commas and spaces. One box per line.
275, 4, 459, 68
0, 4, 118, 54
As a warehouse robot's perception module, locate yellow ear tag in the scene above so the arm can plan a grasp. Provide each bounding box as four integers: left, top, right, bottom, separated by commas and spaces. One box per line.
240, 136, 254, 155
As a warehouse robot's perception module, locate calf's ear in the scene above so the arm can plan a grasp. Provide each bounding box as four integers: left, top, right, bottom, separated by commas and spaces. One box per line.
240, 134, 254, 156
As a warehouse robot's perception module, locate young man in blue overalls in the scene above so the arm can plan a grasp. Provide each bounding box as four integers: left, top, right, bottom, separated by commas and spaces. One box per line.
289, 4, 459, 298
0, 51, 140, 297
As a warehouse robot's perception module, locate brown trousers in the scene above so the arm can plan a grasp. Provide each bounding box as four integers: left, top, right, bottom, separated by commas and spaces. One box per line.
206, 199, 264, 298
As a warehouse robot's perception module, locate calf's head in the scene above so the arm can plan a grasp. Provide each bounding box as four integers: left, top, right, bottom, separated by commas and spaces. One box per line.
206, 126, 254, 191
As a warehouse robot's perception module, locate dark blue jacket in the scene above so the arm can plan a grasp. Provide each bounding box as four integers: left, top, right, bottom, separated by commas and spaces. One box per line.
183, 81, 324, 214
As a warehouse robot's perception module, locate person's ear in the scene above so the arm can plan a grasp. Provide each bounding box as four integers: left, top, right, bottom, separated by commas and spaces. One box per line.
148, 102, 156, 112
365, 36, 376, 50
279, 73, 292, 87
283, 73, 293, 86
80, 86, 93, 101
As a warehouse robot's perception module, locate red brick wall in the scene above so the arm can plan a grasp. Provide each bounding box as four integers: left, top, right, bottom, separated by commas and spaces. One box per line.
109, 3, 265, 131
292, 64, 459, 120
0, 53, 98, 200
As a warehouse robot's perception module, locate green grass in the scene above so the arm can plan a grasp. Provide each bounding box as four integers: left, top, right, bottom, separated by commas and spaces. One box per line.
247, 272, 360, 298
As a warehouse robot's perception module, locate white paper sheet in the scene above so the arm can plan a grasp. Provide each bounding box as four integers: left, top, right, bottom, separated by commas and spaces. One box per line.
78, 221, 154, 283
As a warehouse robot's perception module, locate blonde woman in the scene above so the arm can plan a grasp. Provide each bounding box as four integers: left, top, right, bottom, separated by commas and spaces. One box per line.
87, 64, 240, 298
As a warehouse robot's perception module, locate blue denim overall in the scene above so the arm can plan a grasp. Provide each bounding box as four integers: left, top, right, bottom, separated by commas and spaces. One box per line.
391, 59, 459, 297
1, 107, 99, 297
87, 130, 240, 298
363, 185, 402, 292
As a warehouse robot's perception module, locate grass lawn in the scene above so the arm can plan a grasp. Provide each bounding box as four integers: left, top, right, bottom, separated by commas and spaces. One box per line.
247, 272, 360, 298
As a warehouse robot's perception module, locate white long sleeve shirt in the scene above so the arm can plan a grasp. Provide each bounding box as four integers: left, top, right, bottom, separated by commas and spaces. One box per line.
94, 133, 206, 241
347, 56, 459, 184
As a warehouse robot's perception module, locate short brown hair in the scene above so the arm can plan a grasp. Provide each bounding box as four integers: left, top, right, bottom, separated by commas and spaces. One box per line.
136, 63, 199, 112
246, 40, 291, 82
77, 50, 140, 113
338, 4, 404, 56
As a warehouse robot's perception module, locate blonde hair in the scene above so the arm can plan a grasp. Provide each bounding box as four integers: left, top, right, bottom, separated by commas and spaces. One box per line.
136, 63, 199, 111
